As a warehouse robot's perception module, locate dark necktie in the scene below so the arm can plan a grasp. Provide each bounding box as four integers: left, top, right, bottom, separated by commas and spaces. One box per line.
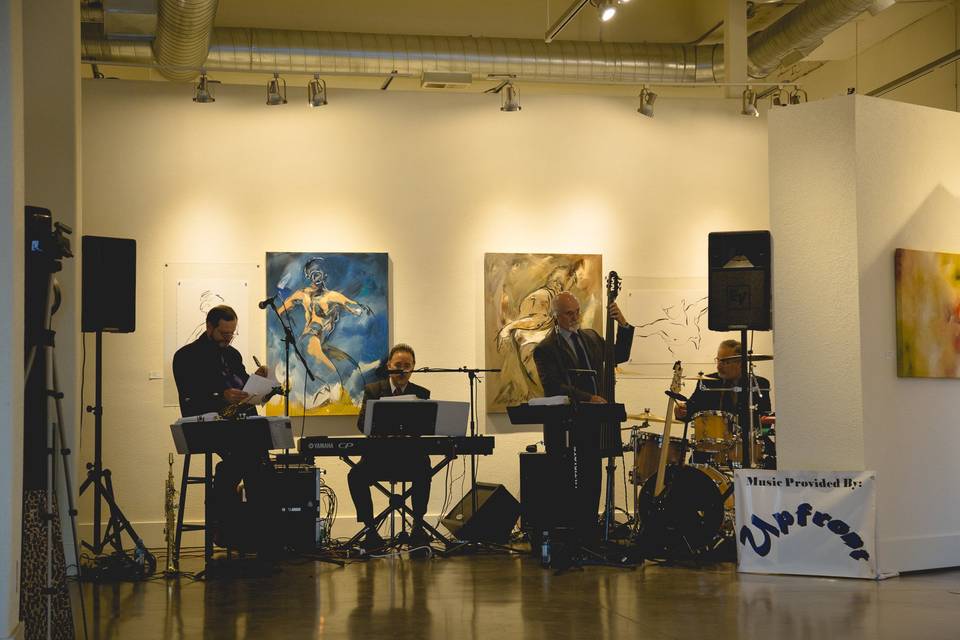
571, 331, 590, 370
571, 332, 597, 393
393, 385, 405, 396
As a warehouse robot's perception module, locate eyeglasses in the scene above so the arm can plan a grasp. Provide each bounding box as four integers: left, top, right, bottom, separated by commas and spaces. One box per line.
218, 330, 239, 340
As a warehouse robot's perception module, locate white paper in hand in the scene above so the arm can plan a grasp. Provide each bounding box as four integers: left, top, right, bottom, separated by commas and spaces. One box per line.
242, 372, 281, 405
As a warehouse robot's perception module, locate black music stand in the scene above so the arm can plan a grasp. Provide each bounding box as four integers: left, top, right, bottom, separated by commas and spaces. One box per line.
369, 401, 438, 436
507, 402, 634, 570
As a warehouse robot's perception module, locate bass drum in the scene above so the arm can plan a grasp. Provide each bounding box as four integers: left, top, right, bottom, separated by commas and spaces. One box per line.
639, 464, 733, 553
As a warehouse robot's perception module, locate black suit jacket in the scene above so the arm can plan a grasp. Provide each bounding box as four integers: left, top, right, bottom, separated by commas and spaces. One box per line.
356, 378, 431, 433
172, 333, 251, 417
533, 325, 634, 402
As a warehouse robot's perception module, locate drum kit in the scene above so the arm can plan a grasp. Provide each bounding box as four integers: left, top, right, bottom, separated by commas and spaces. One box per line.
621, 355, 777, 559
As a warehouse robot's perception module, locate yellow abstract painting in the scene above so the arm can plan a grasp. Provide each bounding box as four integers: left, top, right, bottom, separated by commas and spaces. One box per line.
895, 248, 960, 378
484, 253, 602, 412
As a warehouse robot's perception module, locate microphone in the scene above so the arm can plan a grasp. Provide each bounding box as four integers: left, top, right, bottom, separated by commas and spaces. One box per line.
257, 295, 276, 310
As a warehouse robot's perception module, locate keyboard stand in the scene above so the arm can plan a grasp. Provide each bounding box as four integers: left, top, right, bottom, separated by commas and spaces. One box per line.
343, 453, 459, 550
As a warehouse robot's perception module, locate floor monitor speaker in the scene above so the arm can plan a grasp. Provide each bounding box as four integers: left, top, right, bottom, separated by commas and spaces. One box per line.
441, 482, 520, 544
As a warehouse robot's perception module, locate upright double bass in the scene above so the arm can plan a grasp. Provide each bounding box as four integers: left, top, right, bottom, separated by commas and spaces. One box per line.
599, 271, 622, 456
599, 272, 622, 541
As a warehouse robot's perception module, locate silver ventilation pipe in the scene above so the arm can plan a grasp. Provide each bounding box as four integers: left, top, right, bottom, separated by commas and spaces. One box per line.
205, 29, 723, 83
747, 0, 877, 78
82, 27, 723, 83
81, 0, 884, 84
153, 0, 218, 81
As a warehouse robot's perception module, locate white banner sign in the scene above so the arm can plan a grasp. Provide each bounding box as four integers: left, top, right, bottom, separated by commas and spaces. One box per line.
734, 470, 878, 579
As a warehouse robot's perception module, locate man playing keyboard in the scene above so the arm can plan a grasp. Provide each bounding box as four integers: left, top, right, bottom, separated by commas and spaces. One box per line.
347, 343, 432, 551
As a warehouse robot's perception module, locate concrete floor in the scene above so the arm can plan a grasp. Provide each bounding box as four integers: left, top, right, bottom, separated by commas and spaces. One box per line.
74, 551, 960, 640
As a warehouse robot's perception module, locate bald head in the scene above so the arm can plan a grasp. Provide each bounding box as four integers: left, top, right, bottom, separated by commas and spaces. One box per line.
552, 291, 581, 331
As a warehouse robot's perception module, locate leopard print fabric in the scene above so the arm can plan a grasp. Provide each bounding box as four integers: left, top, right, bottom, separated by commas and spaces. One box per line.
20, 489, 75, 640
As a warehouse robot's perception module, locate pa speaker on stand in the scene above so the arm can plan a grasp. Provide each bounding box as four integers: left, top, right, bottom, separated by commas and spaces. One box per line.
707, 230, 773, 470
78, 235, 154, 579
708, 230, 772, 332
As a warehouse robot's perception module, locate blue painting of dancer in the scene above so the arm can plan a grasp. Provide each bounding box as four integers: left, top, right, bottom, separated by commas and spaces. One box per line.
265, 252, 388, 416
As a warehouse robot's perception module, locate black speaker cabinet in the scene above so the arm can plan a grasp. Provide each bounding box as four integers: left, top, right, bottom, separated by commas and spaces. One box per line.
274, 464, 320, 551
519, 452, 567, 534
708, 230, 773, 331
82, 235, 136, 333
441, 482, 520, 544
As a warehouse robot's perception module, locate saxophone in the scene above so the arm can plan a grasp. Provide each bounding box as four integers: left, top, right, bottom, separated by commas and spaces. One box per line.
164, 452, 178, 574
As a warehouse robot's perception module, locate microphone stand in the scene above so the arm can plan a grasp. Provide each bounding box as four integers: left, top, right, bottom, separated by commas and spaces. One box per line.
409, 366, 500, 544
263, 300, 317, 450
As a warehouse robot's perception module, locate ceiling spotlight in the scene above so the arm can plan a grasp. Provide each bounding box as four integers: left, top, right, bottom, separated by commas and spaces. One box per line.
789, 87, 808, 105
266, 73, 287, 105
596, 0, 618, 22
193, 72, 217, 103
307, 73, 328, 107
637, 86, 657, 117
500, 82, 521, 112
741, 86, 759, 117
771, 86, 789, 107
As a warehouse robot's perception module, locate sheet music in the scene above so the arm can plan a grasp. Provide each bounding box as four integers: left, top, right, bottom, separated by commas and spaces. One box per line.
241, 372, 281, 405
528, 395, 570, 406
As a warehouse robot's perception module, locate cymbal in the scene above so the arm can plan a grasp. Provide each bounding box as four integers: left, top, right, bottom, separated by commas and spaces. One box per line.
626, 412, 667, 424
718, 354, 773, 362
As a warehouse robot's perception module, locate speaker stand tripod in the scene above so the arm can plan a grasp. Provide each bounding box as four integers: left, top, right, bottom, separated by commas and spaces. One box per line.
78, 331, 155, 578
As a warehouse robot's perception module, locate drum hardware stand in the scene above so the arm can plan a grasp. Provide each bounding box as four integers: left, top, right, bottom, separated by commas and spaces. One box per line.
629, 424, 643, 537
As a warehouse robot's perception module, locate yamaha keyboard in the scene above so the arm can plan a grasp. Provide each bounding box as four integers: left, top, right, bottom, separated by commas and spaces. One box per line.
298, 435, 495, 457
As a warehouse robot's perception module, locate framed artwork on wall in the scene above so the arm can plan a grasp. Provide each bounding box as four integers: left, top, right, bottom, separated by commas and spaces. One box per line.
162, 262, 259, 407
894, 248, 960, 378
265, 252, 389, 415
483, 252, 602, 413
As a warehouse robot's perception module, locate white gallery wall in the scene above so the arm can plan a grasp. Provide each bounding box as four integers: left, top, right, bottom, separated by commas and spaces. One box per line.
80, 79, 772, 543
770, 94, 960, 574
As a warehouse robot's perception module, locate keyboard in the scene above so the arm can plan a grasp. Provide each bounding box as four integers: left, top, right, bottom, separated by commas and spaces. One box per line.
298, 435, 494, 457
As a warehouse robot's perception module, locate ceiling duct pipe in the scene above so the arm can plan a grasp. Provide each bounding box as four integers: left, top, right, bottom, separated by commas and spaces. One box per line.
747, 0, 879, 78
153, 0, 218, 81
84, 28, 725, 84
81, 0, 885, 85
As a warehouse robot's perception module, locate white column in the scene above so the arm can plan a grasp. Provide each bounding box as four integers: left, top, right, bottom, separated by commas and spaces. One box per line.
0, 0, 25, 637
22, 0, 82, 564
770, 94, 960, 573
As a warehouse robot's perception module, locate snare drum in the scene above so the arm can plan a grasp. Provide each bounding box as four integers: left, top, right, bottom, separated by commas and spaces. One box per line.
691, 410, 737, 452
629, 432, 683, 485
